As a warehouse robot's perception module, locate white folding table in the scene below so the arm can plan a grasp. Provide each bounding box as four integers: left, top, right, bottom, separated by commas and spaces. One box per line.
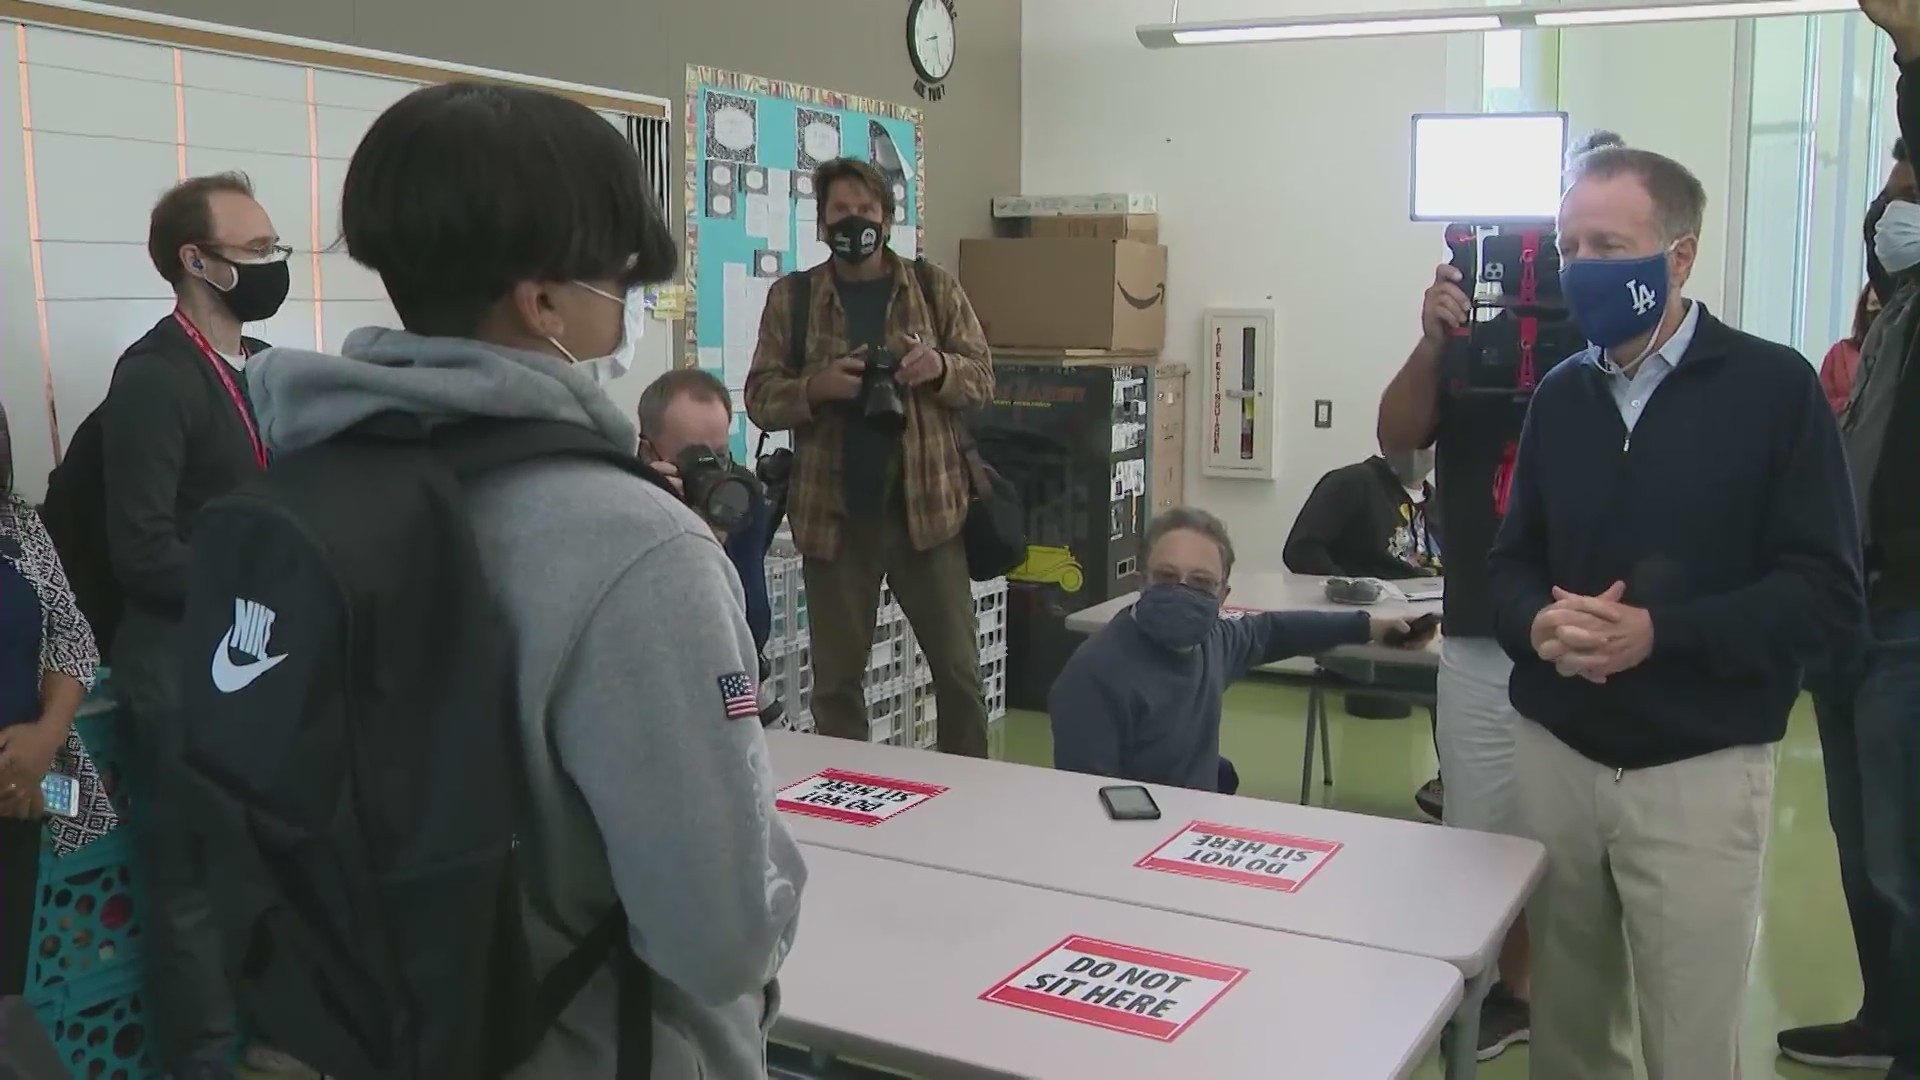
776, 845, 1463, 1080
766, 732, 1542, 1080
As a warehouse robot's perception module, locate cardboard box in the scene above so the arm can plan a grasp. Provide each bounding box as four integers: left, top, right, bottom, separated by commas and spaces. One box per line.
961, 239, 1168, 351
1026, 214, 1159, 244
992, 193, 1159, 217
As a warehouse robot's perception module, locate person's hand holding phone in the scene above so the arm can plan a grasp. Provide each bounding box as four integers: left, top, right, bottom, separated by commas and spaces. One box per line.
1371, 611, 1441, 648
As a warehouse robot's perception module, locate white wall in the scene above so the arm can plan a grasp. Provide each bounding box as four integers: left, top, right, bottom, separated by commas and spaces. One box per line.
1556, 23, 1745, 316
1022, 0, 1464, 572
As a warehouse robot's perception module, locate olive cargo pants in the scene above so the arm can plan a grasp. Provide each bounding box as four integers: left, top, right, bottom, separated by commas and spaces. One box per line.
803, 514, 987, 758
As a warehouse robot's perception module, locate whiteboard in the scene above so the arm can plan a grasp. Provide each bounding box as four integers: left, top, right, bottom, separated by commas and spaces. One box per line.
0, 22, 672, 498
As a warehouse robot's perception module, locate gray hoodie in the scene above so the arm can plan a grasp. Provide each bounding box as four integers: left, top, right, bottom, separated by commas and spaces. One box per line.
248, 328, 807, 1080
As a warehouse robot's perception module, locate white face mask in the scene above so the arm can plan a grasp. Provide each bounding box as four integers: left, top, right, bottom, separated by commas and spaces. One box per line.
549, 282, 647, 385
1876, 201, 1920, 275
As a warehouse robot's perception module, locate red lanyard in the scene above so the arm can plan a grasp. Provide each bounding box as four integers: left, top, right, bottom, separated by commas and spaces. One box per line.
173, 310, 267, 469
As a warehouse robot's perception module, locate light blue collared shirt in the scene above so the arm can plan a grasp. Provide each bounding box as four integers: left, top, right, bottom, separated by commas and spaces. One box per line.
1588, 299, 1700, 433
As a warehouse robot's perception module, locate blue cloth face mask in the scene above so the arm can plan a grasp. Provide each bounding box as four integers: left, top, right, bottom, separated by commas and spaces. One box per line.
1130, 583, 1222, 651
1874, 200, 1920, 275
1560, 249, 1671, 356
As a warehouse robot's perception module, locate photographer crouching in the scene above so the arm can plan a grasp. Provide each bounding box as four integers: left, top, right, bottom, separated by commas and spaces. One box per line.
745, 157, 995, 757
636, 369, 783, 723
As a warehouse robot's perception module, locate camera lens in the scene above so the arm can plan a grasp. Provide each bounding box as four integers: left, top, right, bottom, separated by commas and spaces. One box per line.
703, 478, 753, 531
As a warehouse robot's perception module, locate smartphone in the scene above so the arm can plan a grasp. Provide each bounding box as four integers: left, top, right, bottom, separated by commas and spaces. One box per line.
1099, 784, 1162, 821
40, 772, 80, 819
1384, 612, 1443, 647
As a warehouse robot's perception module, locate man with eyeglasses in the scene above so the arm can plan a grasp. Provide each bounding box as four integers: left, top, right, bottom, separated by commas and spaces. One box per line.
1048, 505, 1425, 794
98, 172, 312, 1080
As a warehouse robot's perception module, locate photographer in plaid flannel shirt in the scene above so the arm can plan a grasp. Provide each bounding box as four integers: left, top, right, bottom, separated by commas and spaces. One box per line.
745, 158, 995, 757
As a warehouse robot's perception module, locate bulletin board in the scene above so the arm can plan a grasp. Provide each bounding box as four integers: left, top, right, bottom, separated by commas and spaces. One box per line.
684, 65, 924, 455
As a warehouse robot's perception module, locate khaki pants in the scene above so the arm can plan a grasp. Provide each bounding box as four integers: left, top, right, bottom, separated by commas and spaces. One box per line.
1515, 716, 1774, 1080
804, 516, 987, 758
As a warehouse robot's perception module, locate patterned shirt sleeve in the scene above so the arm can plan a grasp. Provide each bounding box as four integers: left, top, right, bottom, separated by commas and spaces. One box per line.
4, 497, 99, 689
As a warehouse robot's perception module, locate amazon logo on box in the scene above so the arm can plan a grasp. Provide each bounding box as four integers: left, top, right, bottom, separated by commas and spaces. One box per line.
960, 238, 1167, 353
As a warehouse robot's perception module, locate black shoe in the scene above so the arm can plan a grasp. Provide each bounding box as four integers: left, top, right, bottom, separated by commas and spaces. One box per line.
1477, 983, 1530, 1061
1414, 776, 1444, 823
1777, 1019, 1894, 1070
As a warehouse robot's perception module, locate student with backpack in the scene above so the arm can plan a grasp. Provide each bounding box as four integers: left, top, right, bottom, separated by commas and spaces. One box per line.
175, 82, 806, 1080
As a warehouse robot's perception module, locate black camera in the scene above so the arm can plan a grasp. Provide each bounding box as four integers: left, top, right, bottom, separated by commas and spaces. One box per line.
860, 349, 907, 431
675, 444, 761, 531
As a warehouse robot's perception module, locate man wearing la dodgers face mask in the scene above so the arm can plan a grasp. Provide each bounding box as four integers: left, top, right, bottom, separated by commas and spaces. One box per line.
1484, 135, 1863, 1080
1048, 506, 1426, 795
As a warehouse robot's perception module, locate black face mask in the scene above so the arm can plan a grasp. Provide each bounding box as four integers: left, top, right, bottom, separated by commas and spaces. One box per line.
826, 216, 885, 263
202, 256, 291, 323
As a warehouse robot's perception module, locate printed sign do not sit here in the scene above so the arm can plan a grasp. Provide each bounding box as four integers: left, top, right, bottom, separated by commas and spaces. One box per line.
1137, 820, 1343, 893
774, 768, 947, 827
981, 936, 1247, 1042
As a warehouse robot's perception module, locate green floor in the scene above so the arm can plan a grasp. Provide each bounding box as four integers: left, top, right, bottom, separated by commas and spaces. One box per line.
995, 679, 1863, 1080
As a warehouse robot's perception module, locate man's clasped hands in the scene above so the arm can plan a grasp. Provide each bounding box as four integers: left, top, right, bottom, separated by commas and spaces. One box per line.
1529, 581, 1655, 684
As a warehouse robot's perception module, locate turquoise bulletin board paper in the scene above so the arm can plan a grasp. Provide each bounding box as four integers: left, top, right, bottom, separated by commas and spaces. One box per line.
684, 66, 925, 459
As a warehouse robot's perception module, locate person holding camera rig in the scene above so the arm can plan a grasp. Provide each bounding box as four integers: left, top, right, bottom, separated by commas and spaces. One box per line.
1377, 236, 1536, 1064
745, 157, 995, 757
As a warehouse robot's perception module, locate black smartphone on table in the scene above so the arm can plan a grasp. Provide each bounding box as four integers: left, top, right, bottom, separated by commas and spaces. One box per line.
1099, 784, 1162, 821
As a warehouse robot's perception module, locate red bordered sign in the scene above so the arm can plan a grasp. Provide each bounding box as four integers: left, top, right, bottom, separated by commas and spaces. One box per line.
1136, 820, 1342, 894
980, 935, 1247, 1042
774, 768, 947, 827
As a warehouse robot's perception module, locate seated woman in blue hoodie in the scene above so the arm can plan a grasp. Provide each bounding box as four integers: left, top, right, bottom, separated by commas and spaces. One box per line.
1049, 505, 1428, 794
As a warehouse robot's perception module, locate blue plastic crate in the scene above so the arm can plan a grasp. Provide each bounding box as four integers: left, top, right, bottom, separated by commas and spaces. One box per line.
28, 826, 147, 996
29, 962, 163, 1080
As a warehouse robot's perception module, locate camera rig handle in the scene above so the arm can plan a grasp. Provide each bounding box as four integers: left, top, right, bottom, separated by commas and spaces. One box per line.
1444, 222, 1478, 341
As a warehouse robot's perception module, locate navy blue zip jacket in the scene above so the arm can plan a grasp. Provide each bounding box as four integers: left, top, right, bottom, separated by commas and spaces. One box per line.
1487, 307, 1863, 770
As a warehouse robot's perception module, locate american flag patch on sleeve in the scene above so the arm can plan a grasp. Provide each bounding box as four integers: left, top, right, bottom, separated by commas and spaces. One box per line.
718, 671, 759, 720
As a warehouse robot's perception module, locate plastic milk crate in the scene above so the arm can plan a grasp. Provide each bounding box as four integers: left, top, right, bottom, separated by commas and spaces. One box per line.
765, 635, 814, 733
27, 826, 148, 997
864, 604, 914, 692
981, 642, 1010, 723
865, 679, 917, 747
765, 552, 807, 645
27, 683, 153, 999
971, 578, 1009, 659
29, 962, 163, 1080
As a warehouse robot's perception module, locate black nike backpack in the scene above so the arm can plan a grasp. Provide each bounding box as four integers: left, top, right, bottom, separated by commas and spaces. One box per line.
175, 415, 663, 1080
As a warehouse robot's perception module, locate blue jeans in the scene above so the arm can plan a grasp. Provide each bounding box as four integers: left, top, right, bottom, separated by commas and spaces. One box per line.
1830, 607, 1920, 1079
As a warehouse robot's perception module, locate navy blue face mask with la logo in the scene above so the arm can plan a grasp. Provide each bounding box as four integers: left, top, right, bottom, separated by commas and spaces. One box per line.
1560, 250, 1670, 351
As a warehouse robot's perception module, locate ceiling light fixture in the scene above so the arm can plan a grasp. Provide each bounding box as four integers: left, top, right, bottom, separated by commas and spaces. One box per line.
1137, 0, 1857, 48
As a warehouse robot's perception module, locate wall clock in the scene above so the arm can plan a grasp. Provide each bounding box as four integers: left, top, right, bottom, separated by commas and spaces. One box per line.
907, 0, 956, 102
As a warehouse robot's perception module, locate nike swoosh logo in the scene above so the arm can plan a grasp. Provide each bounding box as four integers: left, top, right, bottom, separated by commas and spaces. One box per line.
211, 641, 287, 694
1117, 282, 1166, 310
